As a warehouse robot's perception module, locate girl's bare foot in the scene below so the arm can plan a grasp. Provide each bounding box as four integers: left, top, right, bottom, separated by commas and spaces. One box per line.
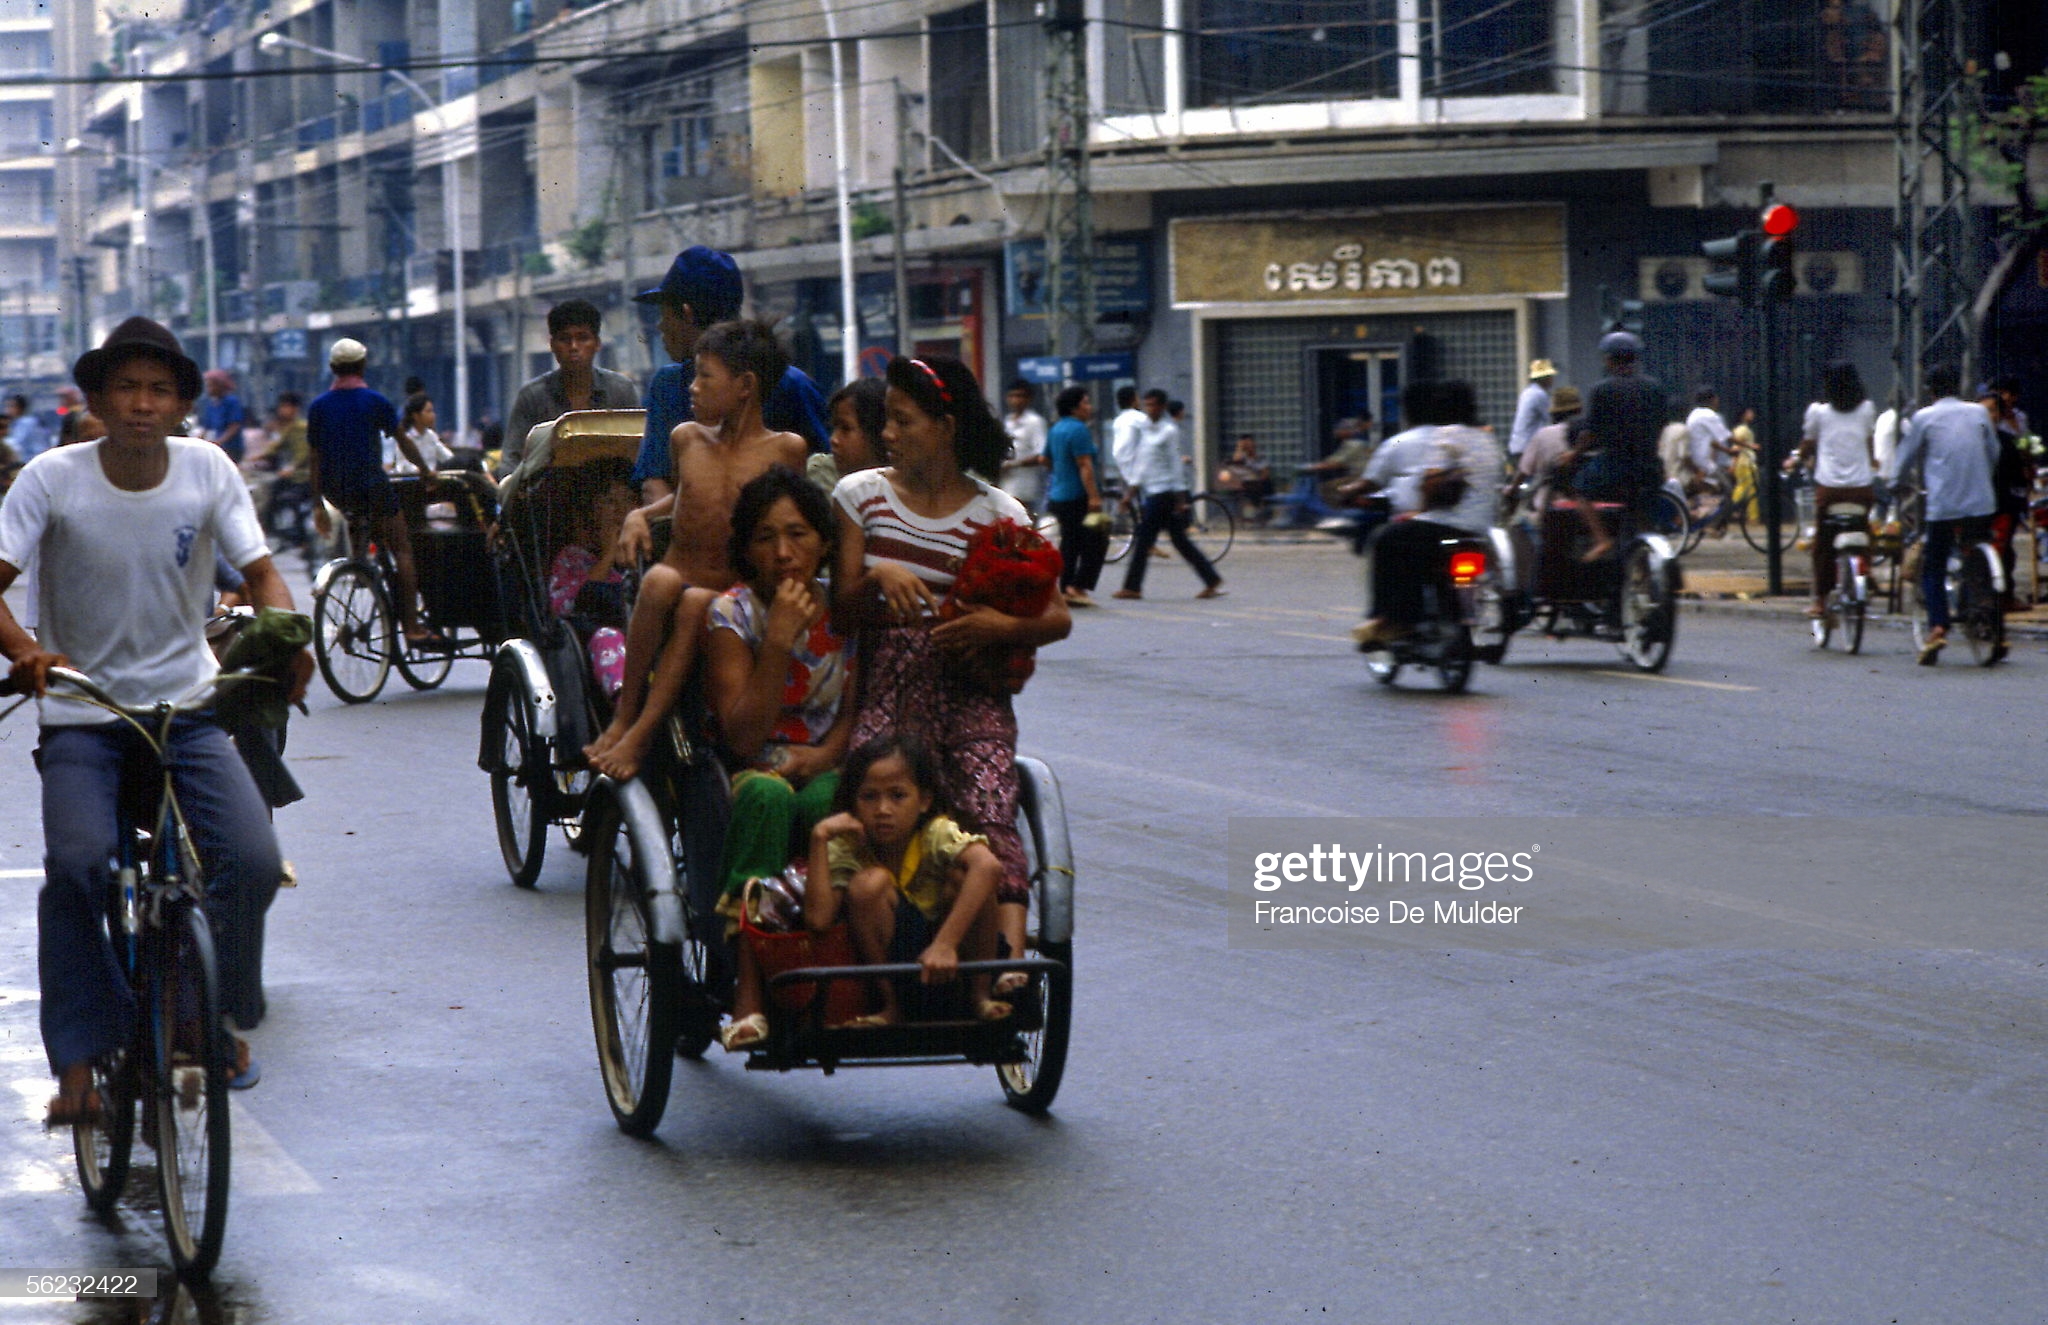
590, 720, 657, 781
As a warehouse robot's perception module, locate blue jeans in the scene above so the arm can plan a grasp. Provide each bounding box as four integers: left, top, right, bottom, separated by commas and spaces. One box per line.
37, 719, 281, 1073
1921, 516, 1991, 630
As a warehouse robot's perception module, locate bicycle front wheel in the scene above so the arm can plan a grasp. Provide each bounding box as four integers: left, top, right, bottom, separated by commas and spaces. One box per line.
74, 1047, 135, 1216
1183, 494, 1236, 565
154, 906, 231, 1279
313, 563, 393, 703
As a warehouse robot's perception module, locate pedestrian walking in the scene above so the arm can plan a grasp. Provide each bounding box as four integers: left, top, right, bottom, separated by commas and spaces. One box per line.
1112, 389, 1224, 600
999, 380, 1049, 513
1509, 359, 1555, 461
1045, 385, 1108, 606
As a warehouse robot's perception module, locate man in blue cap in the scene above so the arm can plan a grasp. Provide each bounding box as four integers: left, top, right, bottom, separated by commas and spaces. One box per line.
627, 246, 829, 504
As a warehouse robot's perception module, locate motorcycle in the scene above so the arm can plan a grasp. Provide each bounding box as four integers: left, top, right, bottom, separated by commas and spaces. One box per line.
1358, 529, 1499, 693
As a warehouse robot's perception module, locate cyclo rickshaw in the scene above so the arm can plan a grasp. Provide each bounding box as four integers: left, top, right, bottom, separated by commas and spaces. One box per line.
491, 413, 1076, 1131
1482, 484, 1682, 673
479, 409, 644, 888
311, 469, 506, 702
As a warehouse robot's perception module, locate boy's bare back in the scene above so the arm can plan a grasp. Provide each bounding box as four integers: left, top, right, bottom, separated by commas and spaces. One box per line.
664, 420, 807, 588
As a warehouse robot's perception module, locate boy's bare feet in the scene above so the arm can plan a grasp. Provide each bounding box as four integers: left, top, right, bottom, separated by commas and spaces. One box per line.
589, 719, 657, 781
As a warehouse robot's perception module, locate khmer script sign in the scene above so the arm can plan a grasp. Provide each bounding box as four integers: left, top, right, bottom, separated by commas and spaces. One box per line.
1170, 207, 1567, 307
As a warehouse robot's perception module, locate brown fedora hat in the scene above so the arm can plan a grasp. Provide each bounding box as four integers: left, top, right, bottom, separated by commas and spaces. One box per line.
74, 316, 202, 402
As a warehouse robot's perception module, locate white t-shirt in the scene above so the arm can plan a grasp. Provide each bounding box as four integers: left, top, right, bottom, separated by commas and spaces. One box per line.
1363, 425, 1438, 514
388, 426, 453, 475
1001, 408, 1048, 506
1803, 400, 1876, 488
831, 467, 1029, 602
1686, 407, 1732, 474
1109, 407, 1147, 481
1872, 408, 1900, 481
0, 438, 268, 726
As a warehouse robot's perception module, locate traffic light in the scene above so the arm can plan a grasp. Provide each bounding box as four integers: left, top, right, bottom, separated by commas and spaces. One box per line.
1701, 230, 1759, 307
1757, 203, 1799, 303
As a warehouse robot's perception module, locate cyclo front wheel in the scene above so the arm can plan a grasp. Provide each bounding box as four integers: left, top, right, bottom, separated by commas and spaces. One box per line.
585, 785, 680, 1137
154, 905, 231, 1280
488, 673, 549, 889
313, 562, 393, 703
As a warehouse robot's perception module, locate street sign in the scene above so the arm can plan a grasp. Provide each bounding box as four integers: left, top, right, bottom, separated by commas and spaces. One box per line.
270, 328, 309, 360
1005, 236, 1152, 317
1017, 352, 1135, 383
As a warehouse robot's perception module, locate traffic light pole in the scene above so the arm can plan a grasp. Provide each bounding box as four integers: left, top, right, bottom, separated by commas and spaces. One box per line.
1760, 297, 1783, 596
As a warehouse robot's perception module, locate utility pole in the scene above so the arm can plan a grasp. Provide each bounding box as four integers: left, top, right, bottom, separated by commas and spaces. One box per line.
1042, 0, 1094, 363
892, 79, 913, 356
1891, 0, 1973, 406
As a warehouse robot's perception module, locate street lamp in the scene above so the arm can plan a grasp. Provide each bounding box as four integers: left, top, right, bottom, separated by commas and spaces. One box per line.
64, 138, 219, 372
258, 31, 470, 445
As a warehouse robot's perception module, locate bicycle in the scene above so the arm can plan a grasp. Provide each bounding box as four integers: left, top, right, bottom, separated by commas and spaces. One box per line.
1679, 452, 1776, 554
1102, 485, 1236, 566
1811, 499, 1874, 653
1909, 516, 2007, 666
0, 666, 260, 1280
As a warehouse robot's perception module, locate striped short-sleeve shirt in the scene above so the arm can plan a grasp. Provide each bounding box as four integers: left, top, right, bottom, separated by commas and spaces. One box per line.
831, 467, 1030, 599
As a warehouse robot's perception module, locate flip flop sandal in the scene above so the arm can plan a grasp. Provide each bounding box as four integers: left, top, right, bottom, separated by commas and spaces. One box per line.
828, 1012, 894, 1031
719, 1013, 769, 1052
991, 971, 1031, 999
1918, 638, 1945, 666
976, 999, 1014, 1023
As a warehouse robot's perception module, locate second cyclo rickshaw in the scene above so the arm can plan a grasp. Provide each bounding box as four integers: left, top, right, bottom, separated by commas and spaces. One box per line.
311, 470, 505, 702
478, 409, 644, 887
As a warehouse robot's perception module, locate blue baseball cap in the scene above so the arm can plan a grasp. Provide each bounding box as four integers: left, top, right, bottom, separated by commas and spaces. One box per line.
634, 246, 744, 322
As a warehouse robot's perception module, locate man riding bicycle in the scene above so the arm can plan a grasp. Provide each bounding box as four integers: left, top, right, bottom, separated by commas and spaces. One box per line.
1894, 364, 2001, 665
0, 317, 312, 1126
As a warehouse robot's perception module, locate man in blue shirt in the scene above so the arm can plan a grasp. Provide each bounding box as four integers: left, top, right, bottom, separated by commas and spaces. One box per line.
1045, 385, 1107, 606
197, 369, 248, 463
1895, 363, 2001, 664
628, 246, 829, 500
306, 338, 444, 649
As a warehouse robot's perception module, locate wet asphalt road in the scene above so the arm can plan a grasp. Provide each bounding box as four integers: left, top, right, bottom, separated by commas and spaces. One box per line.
1, 542, 2044, 1323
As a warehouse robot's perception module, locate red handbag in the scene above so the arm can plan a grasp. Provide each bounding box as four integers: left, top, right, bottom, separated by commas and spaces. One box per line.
938, 519, 1063, 695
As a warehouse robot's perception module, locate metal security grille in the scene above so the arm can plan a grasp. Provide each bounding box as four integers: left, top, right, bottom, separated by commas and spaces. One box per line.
1212, 309, 1520, 474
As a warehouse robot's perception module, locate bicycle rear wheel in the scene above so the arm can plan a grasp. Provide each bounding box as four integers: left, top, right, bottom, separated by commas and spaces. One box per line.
154, 906, 231, 1279
1959, 547, 2005, 666
1184, 494, 1236, 565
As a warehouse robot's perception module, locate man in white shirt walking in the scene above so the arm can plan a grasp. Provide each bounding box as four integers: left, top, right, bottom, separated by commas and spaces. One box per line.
1112, 389, 1224, 600
1509, 359, 1555, 462
999, 381, 1049, 514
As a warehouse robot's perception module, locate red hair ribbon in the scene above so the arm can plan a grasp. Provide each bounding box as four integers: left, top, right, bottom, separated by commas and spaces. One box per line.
906, 358, 953, 406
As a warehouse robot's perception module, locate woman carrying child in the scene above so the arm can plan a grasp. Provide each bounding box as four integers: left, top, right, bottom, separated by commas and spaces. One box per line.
705, 466, 856, 1050
830, 354, 1072, 1002
806, 733, 1007, 1025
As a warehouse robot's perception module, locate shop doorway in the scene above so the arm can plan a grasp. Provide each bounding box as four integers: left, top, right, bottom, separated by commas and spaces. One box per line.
1305, 345, 1402, 457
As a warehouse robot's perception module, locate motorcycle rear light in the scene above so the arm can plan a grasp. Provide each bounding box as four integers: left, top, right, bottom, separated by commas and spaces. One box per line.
1449, 550, 1487, 585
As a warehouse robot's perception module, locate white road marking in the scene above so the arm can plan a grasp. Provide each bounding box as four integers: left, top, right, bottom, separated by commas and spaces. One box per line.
230, 1096, 323, 1196
1038, 750, 1356, 816
0, 869, 42, 880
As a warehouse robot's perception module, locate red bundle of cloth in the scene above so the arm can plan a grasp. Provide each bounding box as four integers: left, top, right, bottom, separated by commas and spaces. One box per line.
938, 518, 1064, 695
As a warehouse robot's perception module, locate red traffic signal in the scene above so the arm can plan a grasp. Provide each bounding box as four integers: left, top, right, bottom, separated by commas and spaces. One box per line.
1761, 203, 1799, 237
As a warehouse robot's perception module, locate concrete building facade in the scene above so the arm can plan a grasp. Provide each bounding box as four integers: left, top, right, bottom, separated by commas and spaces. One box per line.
60, 0, 2024, 477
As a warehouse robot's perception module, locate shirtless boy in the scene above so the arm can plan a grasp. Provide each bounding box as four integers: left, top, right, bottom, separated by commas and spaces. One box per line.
586, 319, 805, 779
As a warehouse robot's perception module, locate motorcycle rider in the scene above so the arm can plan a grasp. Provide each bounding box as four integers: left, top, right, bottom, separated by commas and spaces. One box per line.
1352, 381, 1503, 647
